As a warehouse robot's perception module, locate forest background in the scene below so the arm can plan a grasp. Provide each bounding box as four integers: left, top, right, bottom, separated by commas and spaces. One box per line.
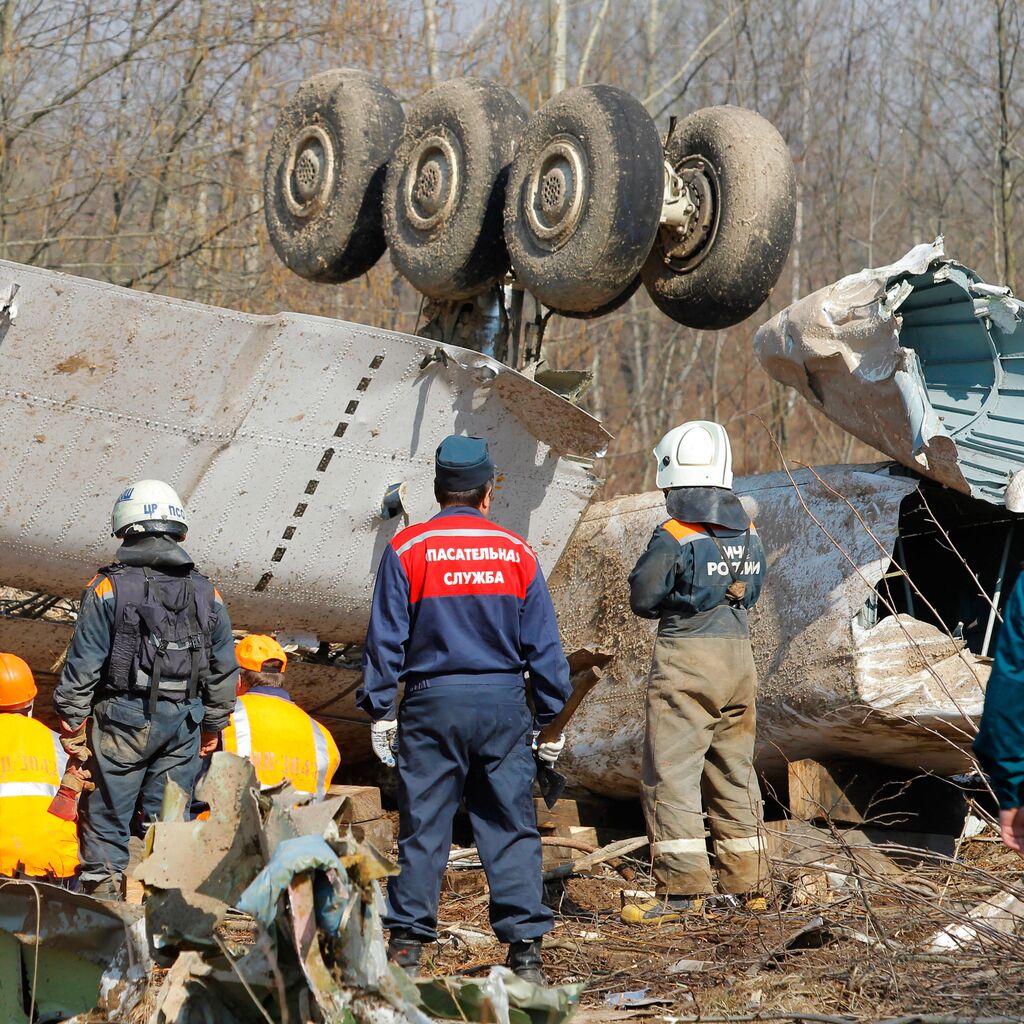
1, 0, 1019, 495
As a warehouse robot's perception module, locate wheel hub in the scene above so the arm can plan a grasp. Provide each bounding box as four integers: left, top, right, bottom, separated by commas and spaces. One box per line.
658, 155, 719, 270
405, 132, 461, 232
284, 124, 336, 218
525, 136, 587, 250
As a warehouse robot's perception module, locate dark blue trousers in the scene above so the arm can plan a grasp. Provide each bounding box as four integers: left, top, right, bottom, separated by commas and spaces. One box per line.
385, 683, 552, 944
79, 693, 204, 884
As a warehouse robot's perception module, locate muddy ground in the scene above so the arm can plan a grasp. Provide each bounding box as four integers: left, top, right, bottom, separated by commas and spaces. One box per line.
421, 835, 1024, 1023
198, 804, 1024, 1023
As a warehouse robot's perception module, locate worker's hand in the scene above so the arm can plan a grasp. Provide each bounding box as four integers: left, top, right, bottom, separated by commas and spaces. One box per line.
62, 763, 96, 794
532, 731, 566, 766
59, 719, 92, 762
999, 807, 1024, 854
371, 719, 398, 768
199, 729, 220, 757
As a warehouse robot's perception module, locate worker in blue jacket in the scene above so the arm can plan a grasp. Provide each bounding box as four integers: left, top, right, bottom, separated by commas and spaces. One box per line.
975, 569, 1024, 855
358, 435, 571, 984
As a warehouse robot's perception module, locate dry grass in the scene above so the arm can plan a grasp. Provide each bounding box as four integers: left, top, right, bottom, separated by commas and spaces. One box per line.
423, 835, 1024, 1023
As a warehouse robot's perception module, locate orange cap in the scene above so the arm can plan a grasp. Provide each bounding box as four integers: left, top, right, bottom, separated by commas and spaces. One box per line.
235, 635, 288, 673
0, 653, 37, 710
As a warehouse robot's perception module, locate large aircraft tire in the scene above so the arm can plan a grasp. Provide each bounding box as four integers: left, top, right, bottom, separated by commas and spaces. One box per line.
505, 85, 663, 315
264, 69, 404, 283
641, 105, 796, 330
552, 274, 642, 320
384, 79, 527, 301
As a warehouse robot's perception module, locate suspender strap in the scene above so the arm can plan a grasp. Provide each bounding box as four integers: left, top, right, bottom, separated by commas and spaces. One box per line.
184, 576, 201, 701
144, 569, 163, 715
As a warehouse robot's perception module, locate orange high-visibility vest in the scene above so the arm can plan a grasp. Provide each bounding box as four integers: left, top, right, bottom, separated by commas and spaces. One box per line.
222, 691, 340, 798
0, 714, 79, 878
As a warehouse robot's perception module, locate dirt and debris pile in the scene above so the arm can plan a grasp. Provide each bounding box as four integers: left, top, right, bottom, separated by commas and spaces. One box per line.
0, 752, 581, 1024
437, 817, 1024, 1024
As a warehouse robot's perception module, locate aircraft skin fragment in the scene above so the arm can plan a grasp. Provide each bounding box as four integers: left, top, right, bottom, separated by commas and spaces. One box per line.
0, 259, 608, 640
755, 238, 1024, 506
547, 464, 986, 797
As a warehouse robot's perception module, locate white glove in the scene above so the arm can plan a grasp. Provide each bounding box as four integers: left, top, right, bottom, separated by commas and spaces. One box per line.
371, 719, 398, 767
532, 731, 565, 765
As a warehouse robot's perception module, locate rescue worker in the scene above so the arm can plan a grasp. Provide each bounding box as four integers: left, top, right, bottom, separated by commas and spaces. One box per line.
0, 653, 79, 882
221, 634, 340, 797
53, 479, 238, 899
358, 435, 571, 983
974, 566, 1024, 855
622, 421, 769, 924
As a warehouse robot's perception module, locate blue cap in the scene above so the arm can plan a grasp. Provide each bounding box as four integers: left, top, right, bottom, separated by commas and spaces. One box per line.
435, 435, 495, 492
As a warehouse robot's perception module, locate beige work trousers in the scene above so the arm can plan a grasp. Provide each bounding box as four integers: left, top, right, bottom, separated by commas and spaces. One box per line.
641, 634, 768, 896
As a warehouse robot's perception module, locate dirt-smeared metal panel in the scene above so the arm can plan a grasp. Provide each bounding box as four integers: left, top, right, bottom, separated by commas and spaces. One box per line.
548, 464, 986, 797
0, 258, 608, 642
755, 239, 1024, 507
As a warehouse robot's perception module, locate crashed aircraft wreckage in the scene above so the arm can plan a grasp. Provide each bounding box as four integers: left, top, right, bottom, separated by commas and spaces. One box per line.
755, 238, 1024, 509
0, 246, 1007, 791
0, 752, 582, 1022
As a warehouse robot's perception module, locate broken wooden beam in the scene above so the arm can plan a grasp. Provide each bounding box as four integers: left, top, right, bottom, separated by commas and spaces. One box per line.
786, 757, 968, 833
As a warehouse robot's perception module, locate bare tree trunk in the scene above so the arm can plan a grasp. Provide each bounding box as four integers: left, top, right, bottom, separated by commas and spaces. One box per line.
576, 0, 610, 84
0, 0, 15, 255
423, 0, 439, 86
241, 0, 266, 282
548, 0, 566, 98
791, 23, 810, 304
629, 296, 651, 447
148, 0, 209, 237
590, 343, 604, 423
644, 0, 659, 103
995, 0, 1016, 287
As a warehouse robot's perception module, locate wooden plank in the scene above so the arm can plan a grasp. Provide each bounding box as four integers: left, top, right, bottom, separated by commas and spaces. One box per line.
350, 816, 393, 853
327, 784, 382, 823
787, 757, 967, 832
533, 796, 646, 833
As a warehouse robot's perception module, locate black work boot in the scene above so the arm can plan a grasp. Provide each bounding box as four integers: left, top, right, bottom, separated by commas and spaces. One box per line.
387, 931, 423, 976
507, 938, 546, 985
81, 875, 123, 901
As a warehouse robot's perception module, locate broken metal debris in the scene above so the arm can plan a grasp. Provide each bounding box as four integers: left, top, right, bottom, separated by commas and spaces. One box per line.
549, 466, 992, 791
924, 888, 1024, 953
1, 751, 583, 1023
755, 238, 1024, 508
0, 879, 150, 1023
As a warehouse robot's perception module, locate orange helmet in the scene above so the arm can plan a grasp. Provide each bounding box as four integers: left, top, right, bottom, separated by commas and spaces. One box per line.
0, 653, 37, 710
236, 635, 288, 673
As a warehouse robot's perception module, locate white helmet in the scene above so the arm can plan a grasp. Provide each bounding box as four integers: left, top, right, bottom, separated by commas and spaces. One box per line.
111, 479, 188, 538
654, 420, 733, 489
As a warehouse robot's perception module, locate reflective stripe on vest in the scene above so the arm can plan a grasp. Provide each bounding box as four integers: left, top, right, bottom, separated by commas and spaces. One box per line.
223, 692, 338, 797
0, 716, 80, 877
229, 697, 253, 758
312, 721, 330, 800
0, 781, 58, 798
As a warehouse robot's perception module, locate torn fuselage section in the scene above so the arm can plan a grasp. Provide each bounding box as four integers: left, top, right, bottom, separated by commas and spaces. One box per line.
755, 239, 1024, 506
551, 465, 1002, 794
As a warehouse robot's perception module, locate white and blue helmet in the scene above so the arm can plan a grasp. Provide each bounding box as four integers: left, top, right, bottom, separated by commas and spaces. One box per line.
111, 479, 188, 538
653, 421, 734, 490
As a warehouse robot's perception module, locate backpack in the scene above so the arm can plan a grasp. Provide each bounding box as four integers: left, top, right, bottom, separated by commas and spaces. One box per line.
102, 564, 216, 713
